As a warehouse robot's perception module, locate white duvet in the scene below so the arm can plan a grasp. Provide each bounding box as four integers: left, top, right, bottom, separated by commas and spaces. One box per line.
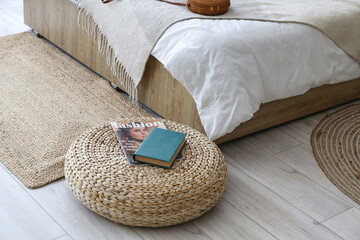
152, 19, 360, 140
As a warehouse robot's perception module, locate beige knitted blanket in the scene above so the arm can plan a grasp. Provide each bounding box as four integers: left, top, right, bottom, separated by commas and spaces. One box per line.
77, 0, 360, 99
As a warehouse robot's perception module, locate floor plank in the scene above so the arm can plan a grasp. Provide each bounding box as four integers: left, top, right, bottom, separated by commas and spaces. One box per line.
0, 0, 23, 8
221, 140, 352, 222
134, 222, 211, 240
53, 234, 73, 240
0, 9, 30, 36
19, 179, 142, 240
274, 144, 358, 207
277, 117, 318, 149
247, 128, 301, 155
323, 207, 360, 240
0, 166, 65, 240
192, 199, 277, 240
222, 163, 342, 240
3, 7, 26, 24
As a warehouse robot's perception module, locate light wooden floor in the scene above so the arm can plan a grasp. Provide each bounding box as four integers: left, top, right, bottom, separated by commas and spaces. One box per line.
1, 1, 360, 239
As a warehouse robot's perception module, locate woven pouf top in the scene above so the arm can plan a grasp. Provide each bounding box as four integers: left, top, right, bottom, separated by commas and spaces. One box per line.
65, 119, 227, 227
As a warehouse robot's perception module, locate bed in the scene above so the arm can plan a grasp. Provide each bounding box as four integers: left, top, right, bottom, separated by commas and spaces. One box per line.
23, 0, 360, 144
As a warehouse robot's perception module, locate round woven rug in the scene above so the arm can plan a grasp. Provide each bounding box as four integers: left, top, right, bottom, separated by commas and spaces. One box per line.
311, 104, 360, 205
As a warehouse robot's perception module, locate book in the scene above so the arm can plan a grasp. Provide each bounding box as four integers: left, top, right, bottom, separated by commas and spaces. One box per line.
110, 119, 167, 165
133, 128, 186, 169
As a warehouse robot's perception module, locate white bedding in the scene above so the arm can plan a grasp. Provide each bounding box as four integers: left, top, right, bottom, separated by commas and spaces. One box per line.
152, 19, 360, 140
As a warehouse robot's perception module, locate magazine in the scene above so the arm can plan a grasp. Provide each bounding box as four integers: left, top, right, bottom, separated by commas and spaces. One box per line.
111, 119, 167, 165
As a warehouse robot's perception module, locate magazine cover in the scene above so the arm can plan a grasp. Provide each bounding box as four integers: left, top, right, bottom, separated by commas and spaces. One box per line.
111, 119, 167, 165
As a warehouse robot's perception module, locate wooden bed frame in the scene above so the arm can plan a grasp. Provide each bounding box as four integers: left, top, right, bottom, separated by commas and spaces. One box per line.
23, 0, 360, 144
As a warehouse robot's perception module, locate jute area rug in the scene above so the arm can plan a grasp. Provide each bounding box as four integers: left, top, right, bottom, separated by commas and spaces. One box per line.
0, 32, 150, 188
311, 104, 360, 205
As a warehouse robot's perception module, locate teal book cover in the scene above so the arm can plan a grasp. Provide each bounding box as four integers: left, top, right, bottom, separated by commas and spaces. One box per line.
133, 128, 186, 168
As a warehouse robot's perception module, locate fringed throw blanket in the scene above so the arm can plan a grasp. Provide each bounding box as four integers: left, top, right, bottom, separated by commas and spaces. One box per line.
77, 0, 360, 101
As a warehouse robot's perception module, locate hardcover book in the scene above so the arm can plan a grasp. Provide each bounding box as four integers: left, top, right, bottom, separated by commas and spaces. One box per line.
110, 119, 167, 165
133, 128, 186, 169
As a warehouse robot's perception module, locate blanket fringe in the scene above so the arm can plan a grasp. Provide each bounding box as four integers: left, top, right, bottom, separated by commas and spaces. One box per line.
77, 7, 138, 102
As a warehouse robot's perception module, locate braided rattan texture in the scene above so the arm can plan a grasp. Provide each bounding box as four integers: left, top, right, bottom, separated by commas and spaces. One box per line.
311, 104, 360, 205
65, 119, 227, 227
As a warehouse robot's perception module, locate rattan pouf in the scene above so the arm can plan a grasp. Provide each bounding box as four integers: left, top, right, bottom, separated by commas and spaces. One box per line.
65, 119, 227, 227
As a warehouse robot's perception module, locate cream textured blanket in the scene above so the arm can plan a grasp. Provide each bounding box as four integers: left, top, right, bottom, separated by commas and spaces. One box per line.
77, 0, 360, 100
